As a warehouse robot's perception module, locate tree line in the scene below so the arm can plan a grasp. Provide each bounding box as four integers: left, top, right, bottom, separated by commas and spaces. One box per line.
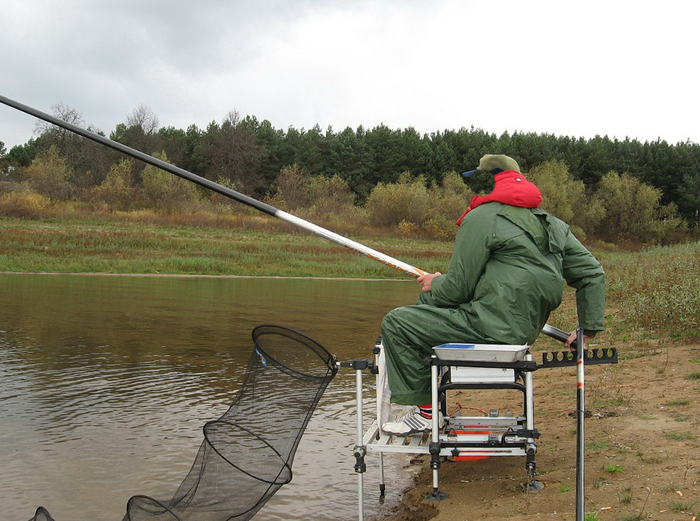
0, 104, 698, 244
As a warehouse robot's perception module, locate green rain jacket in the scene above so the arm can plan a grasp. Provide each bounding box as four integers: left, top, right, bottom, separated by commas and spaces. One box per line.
381, 200, 605, 405
430, 202, 605, 344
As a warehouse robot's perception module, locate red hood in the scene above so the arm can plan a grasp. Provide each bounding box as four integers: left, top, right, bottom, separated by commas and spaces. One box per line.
456, 171, 542, 226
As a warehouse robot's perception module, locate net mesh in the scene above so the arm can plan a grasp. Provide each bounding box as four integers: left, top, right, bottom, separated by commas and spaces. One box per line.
28, 325, 337, 521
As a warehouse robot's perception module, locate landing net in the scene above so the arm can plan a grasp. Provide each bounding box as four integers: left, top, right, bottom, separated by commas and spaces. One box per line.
28, 325, 337, 521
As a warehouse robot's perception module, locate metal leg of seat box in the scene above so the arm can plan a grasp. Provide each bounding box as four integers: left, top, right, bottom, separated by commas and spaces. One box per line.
427, 359, 447, 501
339, 359, 372, 521
372, 340, 386, 499
523, 353, 543, 491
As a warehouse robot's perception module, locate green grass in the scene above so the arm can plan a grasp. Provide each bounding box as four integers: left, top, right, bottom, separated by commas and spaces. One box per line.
664, 431, 696, 442
599, 242, 700, 339
665, 399, 690, 406
0, 216, 452, 278
586, 440, 610, 451
669, 499, 697, 513
604, 464, 623, 473
617, 485, 634, 505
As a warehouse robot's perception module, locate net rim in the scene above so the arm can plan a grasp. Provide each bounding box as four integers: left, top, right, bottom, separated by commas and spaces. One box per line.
251, 324, 337, 379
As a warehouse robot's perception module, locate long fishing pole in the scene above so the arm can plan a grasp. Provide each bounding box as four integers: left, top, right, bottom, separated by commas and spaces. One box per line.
1, 94, 570, 342
0, 94, 423, 278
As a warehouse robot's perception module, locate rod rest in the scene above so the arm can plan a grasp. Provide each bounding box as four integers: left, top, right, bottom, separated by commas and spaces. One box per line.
539, 348, 618, 368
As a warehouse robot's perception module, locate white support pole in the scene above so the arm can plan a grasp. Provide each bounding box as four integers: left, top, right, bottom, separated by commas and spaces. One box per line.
374, 344, 385, 497
356, 367, 365, 521
524, 353, 535, 434
431, 360, 440, 492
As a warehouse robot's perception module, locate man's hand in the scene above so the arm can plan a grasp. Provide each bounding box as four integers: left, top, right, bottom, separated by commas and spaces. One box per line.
564, 331, 592, 350
417, 272, 441, 292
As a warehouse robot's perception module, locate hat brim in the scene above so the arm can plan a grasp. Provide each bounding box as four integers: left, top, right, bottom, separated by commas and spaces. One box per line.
461, 169, 479, 179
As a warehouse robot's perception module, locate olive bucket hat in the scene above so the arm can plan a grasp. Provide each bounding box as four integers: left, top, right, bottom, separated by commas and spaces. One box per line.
462, 154, 521, 178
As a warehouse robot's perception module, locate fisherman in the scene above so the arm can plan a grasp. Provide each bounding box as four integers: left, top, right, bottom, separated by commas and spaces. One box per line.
381, 154, 605, 435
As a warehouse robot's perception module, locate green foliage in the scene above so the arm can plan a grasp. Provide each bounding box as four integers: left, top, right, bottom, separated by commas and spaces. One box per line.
23, 145, 74, 201
197, 111, 265, 195
366, 172, 430, 227
422, 171, 473, 239
6, 102, 700, 241
528, 160, 604, 238
271, 164, 312, 211
0, 188, 51, 218
91, 159, 135, 210
141, 152, 199, 212
592, 172, 686, 243
272, 165, 355, 215
307, 174, 356, 214
3, 138, 40, 173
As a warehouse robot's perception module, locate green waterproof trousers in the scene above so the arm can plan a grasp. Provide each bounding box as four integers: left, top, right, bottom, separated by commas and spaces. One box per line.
380, 292, 497, 406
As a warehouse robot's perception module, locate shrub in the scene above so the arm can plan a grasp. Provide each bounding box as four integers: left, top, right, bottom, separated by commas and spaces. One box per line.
528, 161, 604, 239
0, 188, 51, 218
307, 174, 356, 214
272, 165, 356, 221
272, 164, 312, 211
366, 172, 431, 227
592, 172, 685, 244
91, 159, 135, 211
140, 151, 200, 212
23, 145, 75, 201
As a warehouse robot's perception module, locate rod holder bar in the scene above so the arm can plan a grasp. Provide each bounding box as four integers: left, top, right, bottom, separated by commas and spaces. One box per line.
539, 348, 617, 368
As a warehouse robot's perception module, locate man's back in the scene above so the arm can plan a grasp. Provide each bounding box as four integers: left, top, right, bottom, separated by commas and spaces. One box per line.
430, 202, 599, 344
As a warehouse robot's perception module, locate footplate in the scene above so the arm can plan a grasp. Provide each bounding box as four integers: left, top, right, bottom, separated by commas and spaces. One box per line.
364, 416, 532, 458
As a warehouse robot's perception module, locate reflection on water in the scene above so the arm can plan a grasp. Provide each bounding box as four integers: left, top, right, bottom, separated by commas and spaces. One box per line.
0, 273, 420, 521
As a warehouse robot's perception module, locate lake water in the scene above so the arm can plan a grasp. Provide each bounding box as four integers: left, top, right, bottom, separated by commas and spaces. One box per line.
0, 273, 422, 521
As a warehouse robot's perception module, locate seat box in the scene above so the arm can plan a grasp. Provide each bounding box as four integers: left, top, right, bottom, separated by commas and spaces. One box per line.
433, 343, 529, 384
433, 343, 528, 362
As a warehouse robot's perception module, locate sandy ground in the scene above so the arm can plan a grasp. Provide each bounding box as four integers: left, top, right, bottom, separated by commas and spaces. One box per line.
370, 339, 700, 521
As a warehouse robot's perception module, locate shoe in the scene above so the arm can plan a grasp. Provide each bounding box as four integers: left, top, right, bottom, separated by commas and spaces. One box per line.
382, 406, 444, 436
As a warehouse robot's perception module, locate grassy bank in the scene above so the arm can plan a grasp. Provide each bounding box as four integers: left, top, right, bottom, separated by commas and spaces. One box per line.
0, 215, 452, 278
1, 214, 698, 342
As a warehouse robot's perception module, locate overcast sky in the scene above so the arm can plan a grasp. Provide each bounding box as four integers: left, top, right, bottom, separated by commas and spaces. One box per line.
1, 0, 698, 152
